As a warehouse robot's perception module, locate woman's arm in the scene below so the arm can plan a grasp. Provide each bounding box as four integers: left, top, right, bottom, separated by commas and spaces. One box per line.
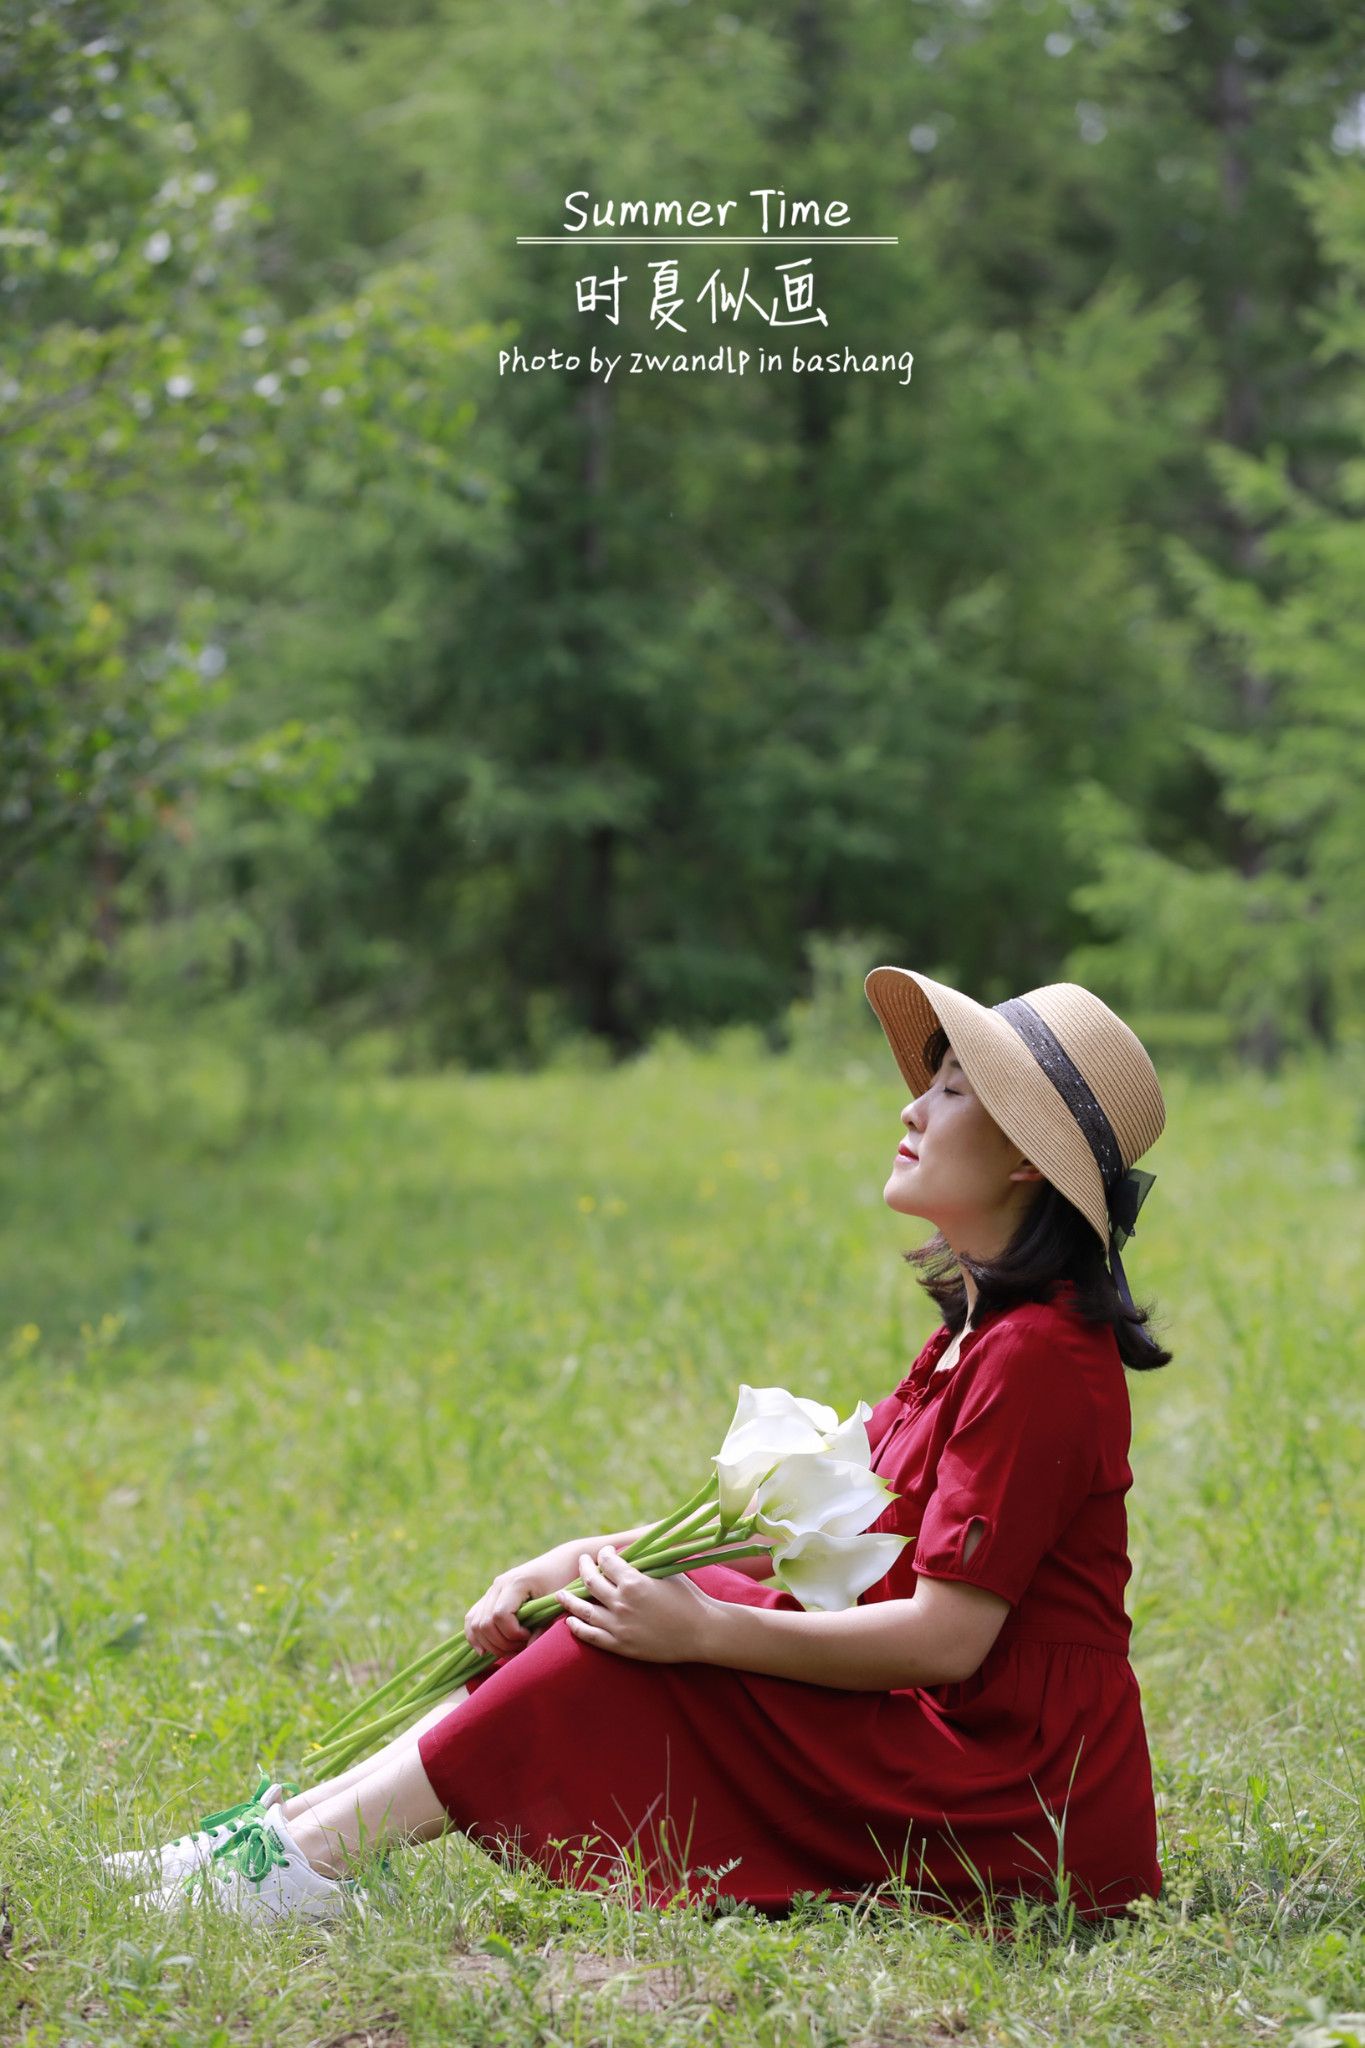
697, 1573, 1009, 1690
559, 1548, 1008, 1689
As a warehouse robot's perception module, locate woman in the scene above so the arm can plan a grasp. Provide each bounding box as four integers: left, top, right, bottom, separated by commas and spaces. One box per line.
122, 968, 1168, 1926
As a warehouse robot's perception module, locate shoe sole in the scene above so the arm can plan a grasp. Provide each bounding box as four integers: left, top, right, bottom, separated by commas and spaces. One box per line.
136, 1882, 349, 1924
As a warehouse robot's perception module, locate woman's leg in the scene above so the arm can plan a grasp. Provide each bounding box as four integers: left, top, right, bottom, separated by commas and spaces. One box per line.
278, 1688, 470, 1880
279, 1686, 469, 1832
281, 1731, 452, 1881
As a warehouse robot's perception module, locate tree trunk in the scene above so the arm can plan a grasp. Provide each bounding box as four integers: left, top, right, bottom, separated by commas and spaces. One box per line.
1213, 6, 1282, 1067
92, 818, 121, 999
571, 377, 633, 1055
786, 0, 838, 945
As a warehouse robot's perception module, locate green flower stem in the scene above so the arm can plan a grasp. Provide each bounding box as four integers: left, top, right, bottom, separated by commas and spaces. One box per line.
306, 1634, 460, 1747
316, 1481, 727, 1757
630, 1501, 724, 1562
312, 1540, 774, 1769
312, 1510, 726, 1761
645, 1544, 770, 1578
305, 1519, 765, 1778
620, 1473, 719, 1563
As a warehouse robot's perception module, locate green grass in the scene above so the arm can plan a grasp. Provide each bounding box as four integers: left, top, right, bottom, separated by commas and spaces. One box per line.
2, 1023, 1363, 2046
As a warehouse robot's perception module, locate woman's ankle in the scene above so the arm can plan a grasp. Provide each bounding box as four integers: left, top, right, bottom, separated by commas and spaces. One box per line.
285, 1808, 351, 1883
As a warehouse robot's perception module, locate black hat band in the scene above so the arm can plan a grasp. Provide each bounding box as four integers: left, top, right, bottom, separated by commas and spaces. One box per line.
992, 995, 1126, 1193
991, 995, 1157, 1312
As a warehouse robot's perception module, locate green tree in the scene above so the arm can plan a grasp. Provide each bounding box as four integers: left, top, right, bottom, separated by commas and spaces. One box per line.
10, 0, 1361, 1077
179, 0, 1205, 1058
1061, 0, 1365, 1060
1068, 146, 1365, 1057
0, 0, 491, 1094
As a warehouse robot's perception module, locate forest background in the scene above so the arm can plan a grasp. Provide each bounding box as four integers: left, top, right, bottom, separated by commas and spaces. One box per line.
5, 0, 1364, 1098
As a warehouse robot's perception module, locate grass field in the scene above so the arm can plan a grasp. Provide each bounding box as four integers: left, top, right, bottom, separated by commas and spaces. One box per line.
2, 1023, 1363, 2046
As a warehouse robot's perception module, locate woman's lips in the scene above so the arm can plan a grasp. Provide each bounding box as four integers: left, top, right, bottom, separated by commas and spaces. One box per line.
896, 1144, 918, 1162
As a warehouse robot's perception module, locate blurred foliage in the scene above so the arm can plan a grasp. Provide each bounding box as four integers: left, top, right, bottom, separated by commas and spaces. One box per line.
0, 0, 494, 1100
3, 0, 1364, 1097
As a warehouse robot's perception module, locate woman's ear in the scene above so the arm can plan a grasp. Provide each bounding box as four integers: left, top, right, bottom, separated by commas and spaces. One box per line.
1009, 1158, 1045, 1184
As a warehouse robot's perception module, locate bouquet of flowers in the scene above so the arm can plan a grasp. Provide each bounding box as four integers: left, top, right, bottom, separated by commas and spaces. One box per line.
305, 1385, 907, 1777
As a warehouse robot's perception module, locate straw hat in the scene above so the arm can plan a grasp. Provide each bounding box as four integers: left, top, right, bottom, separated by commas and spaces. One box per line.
863, 967, 1164, 1305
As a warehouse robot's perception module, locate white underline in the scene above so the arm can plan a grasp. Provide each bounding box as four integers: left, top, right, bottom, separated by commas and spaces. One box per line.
515, 236, 899, 245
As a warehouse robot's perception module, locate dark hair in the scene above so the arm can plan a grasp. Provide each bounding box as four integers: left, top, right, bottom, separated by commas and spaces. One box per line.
905, 1027, 1172, 1371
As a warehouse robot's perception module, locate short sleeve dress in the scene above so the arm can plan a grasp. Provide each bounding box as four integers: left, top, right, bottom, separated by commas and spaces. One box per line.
417, 1285, 1162, 1921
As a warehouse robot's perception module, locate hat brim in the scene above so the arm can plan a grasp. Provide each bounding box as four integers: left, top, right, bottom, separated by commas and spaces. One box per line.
863, 965, 1111, 1250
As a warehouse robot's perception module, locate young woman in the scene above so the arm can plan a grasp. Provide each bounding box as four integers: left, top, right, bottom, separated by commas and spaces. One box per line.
121, 968, 1169, 1926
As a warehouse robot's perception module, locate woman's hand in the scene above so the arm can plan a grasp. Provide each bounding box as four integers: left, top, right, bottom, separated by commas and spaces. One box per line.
464, 1539, 588, 1659
555, 1546, 717, 1664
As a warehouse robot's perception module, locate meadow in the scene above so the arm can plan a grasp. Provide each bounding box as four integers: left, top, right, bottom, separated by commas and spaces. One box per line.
1, 1022, 1362, 2047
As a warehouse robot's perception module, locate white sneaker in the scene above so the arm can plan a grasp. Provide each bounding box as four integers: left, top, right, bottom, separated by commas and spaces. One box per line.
135, 1805, 351, 1925
102, 1776, 294, 1888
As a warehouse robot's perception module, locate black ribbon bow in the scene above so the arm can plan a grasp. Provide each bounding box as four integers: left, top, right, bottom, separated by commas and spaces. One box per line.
1109, 1166, 1155, 1252
1107, 1166, 1156, 1311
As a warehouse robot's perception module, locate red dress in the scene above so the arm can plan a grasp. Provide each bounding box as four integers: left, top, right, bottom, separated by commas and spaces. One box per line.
417, 1285, 1161, 1920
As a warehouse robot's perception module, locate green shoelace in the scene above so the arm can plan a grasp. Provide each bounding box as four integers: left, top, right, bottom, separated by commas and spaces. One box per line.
183, 1775, 388, 1901
193, 1810, 372, 1899
193, 1761, 294, 1843
179, 1774, 302, 1895
211, 1813, 291, 1888
181, 1812, 292, 1896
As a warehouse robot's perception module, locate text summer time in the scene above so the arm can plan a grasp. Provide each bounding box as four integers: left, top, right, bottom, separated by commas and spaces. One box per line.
562, 189, 855, 233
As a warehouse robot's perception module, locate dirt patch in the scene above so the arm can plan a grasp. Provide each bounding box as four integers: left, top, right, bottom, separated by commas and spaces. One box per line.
552, 1953, 722, 2015
445, 1954, 512, 1985
323, 2014, 405, 2048
446, 1946, 731, 2017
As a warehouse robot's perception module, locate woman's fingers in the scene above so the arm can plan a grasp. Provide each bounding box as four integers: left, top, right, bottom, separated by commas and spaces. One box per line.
562, 1609, 614, 1650
592, 1545, 636, 1586
556, 1584, 616, 1649
470, 1624, 524, 1658
482, 1623, 517, 1654
556, 1585, 604, 1630
577, 1552, 620, 1603
465, 1582, 532, 1657
486, 1597, 531, 1652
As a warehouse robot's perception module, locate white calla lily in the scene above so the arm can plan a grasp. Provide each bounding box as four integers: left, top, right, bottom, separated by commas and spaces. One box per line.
820, 1400, 874, 1467
770, 1528, 909, 1612
712, 1383, 841, 1524
752, 1452, 897, 1545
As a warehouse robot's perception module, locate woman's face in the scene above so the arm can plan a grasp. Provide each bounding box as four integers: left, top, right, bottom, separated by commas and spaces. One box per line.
882, 1045, 1043, 1245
